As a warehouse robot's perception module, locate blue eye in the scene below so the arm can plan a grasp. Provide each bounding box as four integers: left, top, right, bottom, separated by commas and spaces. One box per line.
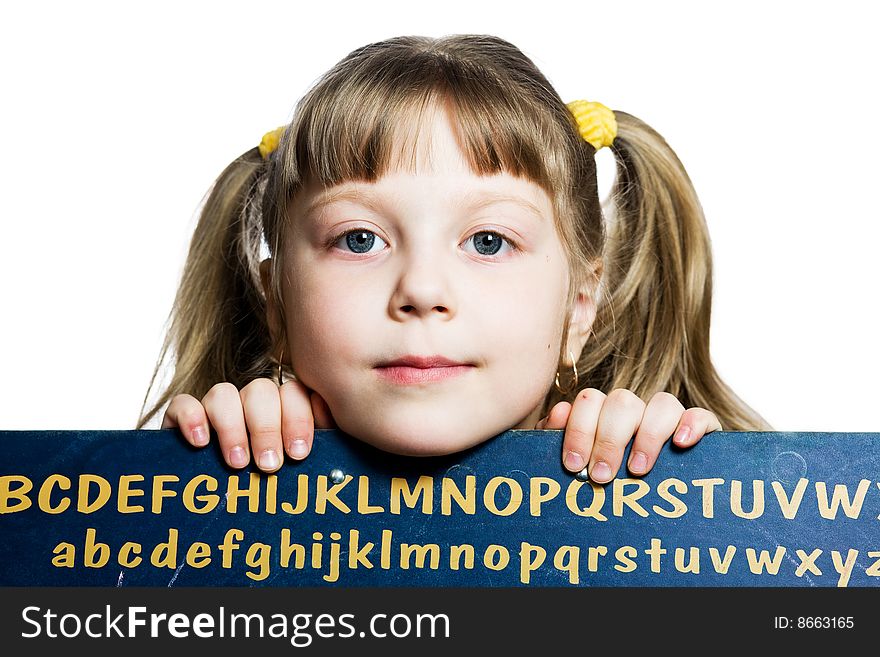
465, 231, 517, 258
331, 229, 387, 254
470, 232, 502, 256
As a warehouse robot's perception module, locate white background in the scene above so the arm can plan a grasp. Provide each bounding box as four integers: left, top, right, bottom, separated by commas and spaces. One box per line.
0, 1, 877, 431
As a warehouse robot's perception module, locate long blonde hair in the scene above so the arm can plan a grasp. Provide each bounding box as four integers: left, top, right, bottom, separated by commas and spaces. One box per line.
137, 34, 772, 432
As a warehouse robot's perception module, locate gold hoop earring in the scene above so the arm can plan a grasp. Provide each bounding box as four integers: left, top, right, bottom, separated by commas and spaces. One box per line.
554, 350, 579, 394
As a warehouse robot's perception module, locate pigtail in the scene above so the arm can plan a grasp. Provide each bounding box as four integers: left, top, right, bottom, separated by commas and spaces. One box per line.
136, 148, 273, 428
572, 111, 773, 431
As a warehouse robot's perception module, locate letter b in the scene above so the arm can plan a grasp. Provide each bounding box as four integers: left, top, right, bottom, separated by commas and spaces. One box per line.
0, 476, 33, 514
84, 528, 110, 567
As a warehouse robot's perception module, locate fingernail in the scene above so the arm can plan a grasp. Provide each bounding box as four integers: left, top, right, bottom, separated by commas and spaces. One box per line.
674, 426, 692, 445
289, 439, 310, 459
257, 450, 280, 471
228, 446, 249, 468
629, 450, 648, 473
192, 426, 208, 446
590, 461, 612, 482
564, 451, 585, 471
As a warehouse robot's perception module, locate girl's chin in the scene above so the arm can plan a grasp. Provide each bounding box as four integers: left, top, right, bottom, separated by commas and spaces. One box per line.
339, 419, 501, 457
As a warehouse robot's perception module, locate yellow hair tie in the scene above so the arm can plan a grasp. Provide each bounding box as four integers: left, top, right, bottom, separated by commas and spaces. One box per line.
566, 100, 617, 150
258, 125, 286, 159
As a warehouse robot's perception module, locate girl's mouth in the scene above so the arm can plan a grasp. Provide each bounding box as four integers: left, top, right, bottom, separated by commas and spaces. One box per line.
374, 364, 475, 385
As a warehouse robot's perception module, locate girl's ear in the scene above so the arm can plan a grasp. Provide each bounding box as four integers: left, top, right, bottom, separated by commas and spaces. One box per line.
566, 261, 602, 363
566, 288, 597, 363
259, 258, 284, 357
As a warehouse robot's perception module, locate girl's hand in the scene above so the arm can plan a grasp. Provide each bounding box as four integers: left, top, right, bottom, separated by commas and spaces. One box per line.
536, 388, 722, 483
161, 379, 336, 473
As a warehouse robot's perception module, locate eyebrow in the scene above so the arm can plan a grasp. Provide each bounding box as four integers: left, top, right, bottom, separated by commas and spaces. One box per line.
304, 187, 547, 221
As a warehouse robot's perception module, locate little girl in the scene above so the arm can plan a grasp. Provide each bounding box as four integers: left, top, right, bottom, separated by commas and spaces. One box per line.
137, 34, 772, 484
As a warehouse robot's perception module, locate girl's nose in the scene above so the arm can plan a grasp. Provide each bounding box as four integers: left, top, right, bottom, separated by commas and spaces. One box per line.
388, 251, 456, 321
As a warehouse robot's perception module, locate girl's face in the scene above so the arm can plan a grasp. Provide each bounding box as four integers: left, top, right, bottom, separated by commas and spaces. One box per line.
277, 105, 577, 456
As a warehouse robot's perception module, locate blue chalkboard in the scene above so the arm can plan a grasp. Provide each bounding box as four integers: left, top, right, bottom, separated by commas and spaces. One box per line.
1, 430, 878, 587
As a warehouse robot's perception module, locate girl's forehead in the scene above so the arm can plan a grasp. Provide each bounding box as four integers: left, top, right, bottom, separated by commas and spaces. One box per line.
382, 101, 471, 176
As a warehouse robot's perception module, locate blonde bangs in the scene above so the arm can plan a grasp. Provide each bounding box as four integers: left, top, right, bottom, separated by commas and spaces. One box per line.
278, 42, 567, 198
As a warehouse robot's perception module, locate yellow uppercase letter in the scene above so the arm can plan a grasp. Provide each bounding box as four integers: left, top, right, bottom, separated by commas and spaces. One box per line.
390, 477, 432, 515
730, 479, 765, 519
612, 479, 650, 517
77, 475, 112, 514
691, 478, 724, 519
151, 475, 180, 514
226, 473, 261, 513
440, 476, 476, 515
653, 478, 688, 518
0, 475, 33, 514
118, 475, 145, 513
530, 477, 561, 517
564, 480, 607, 520
357, 476, 385, 514
38, 474, 71, 514
183, 475, 219, 514
316, 475, 353, 514
483, 477, 523, 517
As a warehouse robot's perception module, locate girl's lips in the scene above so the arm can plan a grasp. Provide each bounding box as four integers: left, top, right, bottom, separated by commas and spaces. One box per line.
375, 365, 474, 385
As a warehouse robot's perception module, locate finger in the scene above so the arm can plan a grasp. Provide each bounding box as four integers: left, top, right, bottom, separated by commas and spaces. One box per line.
161, 394, 210, 447
561, 388, 605, 474
310, 391, 337, 430
202, 382, 250, 469
536, 401, 571, 430
587, 388, 645, 483
627, 391, 684, 476
672, 408, 724, 448
279, 379, 315, 460
240, 378, 283, 473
